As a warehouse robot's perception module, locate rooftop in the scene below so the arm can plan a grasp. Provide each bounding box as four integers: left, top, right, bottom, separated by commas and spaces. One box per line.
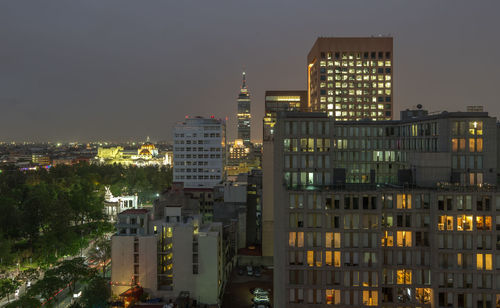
120, 208, 149, 215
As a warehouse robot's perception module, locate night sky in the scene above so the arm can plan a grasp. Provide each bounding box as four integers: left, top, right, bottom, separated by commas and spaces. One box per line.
1, 0, 499, 142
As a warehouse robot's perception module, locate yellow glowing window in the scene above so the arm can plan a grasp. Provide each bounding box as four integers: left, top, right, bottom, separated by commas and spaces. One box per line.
416, 288, 432, 304
325, 232, 333, 248
396, 194, 411, 209
457, 215, 473, 231
469, 138, 475, 152
381, 231, 393, 247
334, 233, 341, 248
396, 269, 412, 284
334, 251, 341, 267
289, 232, 296, 247
166, 227, 173, 238
307, 251, 314, 266
477, 138, 483, 152
469, 121, 483, 135
326, 289, 341, 305
477, 253, 483, 270
325, 251, 332, 266
363, 290, 378, 306
297, 232, 304, 247
452, 139, 458, 152
459, 138, 466, 151
396, 231, 412, 247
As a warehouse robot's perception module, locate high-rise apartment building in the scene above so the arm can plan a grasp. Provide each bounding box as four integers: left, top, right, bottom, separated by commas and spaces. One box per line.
271, 108, 499, 307
307, 37, 393, 121
262, 90, 308, 258
237, 71, 251, 144
173, 116, 226, 188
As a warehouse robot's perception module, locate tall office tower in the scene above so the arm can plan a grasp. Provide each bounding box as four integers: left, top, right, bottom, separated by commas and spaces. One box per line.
262, 90, 308, 258
272, 108, 499, 307
237, 71, 251, 144
307, 37, 393, 120
173, 116, 226, 188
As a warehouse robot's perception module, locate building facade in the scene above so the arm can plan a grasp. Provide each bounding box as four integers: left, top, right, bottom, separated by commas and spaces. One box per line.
237, 71, 251, 144
307, 37, 393, 121
173, 116, 226, 188
111, 185, 224, 305
263, 90, 308, 257
271, 109, 500, 307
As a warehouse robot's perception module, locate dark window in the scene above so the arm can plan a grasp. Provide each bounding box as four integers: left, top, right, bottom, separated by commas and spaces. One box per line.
370, 52, 376, 59
320, 68, 326, 73
320, 90, 326, 95
385, 111, 392, 117
378, 68, 384, 74
385, 68, 391, 74
320, 75, 326, 81
378, 51, 383, 59
385, 97, 391, 102
320, 52, 325, 59
363, 52, 369, 59
335, 52, 340, 59
378, 97, 384, 102
385, 51, 391, 58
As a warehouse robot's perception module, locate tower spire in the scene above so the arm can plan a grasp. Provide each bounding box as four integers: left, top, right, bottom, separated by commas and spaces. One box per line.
241, 70, 247, 89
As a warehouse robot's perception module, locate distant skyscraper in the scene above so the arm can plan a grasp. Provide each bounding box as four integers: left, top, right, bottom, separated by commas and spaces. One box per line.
173, 116, 226, 188
237, 71, 251, 144
307, 37, 393, 120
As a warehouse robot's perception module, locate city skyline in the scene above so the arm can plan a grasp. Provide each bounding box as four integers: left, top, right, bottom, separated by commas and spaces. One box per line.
1, 1, 500, 142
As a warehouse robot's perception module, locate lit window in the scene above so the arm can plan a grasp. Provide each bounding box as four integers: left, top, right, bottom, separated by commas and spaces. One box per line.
396, 269, 412, 284
325, 289, 340, 305
396, 231, 412, 247
396, 194, 411, 209
457, 215, 473, 231
307, 251, 314, 266
362, 290, 378, 306
476, 253, 492, 270
381, 231, 393, 247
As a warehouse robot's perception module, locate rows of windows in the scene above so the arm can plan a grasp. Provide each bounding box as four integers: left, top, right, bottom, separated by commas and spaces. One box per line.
173, 154, 221, 159
320, 51, 392, 60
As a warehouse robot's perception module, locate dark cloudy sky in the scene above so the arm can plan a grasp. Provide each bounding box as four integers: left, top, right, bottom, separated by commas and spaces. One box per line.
1, 0, 499, 142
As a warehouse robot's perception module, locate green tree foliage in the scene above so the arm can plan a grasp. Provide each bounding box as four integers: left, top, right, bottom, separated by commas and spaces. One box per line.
87, 238, 111, 278
0, 278, 21, 303
45, 257, 94, 294
4, 295, 41, 308
0, 163, 172, 268
81, 276, 110, 308
27, 275, 65, 304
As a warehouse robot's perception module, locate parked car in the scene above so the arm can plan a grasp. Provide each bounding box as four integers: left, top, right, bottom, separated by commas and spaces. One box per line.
237, 266, 245, 275
254, 267, 262, 277
246, 265, 253, 276
253, 288, 269, 296
253, 294, 270, 304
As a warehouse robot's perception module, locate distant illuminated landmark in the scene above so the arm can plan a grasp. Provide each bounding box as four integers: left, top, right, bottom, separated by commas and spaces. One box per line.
237, 71, 251, 144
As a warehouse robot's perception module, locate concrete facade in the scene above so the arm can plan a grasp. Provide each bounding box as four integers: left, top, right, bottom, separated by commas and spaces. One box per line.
271, 109, 500, 307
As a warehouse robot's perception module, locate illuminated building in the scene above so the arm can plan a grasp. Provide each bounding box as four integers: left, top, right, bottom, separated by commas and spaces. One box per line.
262, 91, 308, 257
237, 71, 251, 144
307, 37, 393, 120
111, 184, 224, 305
271, 108, 500, 307
228, 139, 250, 161
95, 140, 169, 167
173, 116, 226, 188
263, 91, 308, 141
31, 154, 51, 166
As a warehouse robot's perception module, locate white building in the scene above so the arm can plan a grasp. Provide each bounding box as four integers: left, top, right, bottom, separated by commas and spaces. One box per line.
104, 186, 139, 222
173, 116, 226, 188
111, 185, 224, 306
